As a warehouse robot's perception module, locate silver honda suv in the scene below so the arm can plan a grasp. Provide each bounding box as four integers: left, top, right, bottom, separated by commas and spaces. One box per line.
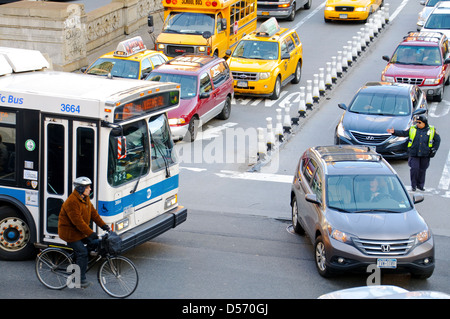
290, 145, 434, 279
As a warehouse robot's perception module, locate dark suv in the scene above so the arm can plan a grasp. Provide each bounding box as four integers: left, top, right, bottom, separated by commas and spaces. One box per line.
290, 145, 434, 279
381, 31, 450, 101
335, 82, 427, 159
146, 54, 234, 142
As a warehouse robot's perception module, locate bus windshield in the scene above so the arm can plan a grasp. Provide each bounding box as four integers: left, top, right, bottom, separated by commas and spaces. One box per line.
163, 12, 215, 35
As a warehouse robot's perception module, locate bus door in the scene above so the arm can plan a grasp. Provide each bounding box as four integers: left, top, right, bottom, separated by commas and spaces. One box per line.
42, 117, 98, 243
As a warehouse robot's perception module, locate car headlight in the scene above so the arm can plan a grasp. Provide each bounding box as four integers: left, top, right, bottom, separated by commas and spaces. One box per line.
354, 7, 367, 11
424, 78, 441, 85
412, 229, 431, 245
381, 75, 395, 82
259, 72, 271, 80
327, 225, 354, 243
388, 135, 408, 144
168, 118, 186, 126
336, 122, 351, 140
325, 6, 334, 11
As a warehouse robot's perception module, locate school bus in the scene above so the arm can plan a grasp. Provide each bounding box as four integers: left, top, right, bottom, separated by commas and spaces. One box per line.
0, 47, 187, 261
149, 0, 257, 58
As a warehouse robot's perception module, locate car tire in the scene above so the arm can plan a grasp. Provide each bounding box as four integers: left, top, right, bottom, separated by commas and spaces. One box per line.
291, 61, 302, 84
217, 95, 231, 120
304, 0, 311, 9
270, 76, 281, 100
314, 236, 333, 278
185, 117, 199, 142
287, 3, 296, 21
291, 196, 305, 235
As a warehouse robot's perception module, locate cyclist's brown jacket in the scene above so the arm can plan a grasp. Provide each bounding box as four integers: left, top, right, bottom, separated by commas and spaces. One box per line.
58, 190, 106, 243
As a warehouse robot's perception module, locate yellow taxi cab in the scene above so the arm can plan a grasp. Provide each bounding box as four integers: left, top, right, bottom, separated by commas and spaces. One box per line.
226, 18, 303, 100
82, 36, 169, 80
324, 0, 383, 23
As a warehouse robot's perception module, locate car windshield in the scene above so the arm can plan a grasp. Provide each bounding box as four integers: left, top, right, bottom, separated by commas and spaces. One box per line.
232, 40, 279, 60
424, 13, 450, 29
163, 12, 215, 35
391, 45, 442, 66
348, 92, 411, 115
327, 175, 412, 212
147, 72, 197, 99
86, 58, 140, 79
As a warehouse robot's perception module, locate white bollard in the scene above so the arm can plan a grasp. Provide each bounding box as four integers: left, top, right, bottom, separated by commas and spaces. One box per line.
350, 39, 358, 62
347, 41, 354, 65
325, 63, 332, 90
331, 57, 337, 84
313, 74, 320, 103
319, 68, 326, 95
283, 104, 292, 134
355, 34, 362, 55
342, 46, 349, 71
336, 51, 343, 77
364, 23, 372, 45
384, 3, 390, 24
298, 86, 306, 117
257, 127, 266, 161
266, 117, 275, 151
359, 28, 366, 51
275, 108, 284, 142
369, 18, 377, 37
306, 80, 313, 109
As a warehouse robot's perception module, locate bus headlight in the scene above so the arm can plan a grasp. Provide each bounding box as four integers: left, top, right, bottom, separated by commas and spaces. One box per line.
115, 218, 129, 232
157, 43, 165, 51
165, 194, 178, 209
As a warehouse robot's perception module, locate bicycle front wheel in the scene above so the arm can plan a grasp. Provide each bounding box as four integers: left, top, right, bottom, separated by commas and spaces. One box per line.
35, 248, 73, 290
98, 255, 138, 298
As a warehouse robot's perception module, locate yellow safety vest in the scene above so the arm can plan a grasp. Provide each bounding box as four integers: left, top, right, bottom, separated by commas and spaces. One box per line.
408, 125, 435, 148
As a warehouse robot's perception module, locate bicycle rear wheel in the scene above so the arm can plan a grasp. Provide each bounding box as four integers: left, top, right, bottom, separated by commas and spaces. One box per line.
98, 255, 138, 298
35, 248, 73, 290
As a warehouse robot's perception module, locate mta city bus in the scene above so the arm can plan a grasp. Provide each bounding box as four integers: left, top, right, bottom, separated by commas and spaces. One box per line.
149, 0, 257, 58
0, 47, 187, 261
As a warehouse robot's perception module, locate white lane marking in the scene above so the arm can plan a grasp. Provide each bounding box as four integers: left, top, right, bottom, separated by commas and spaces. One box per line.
438, 150, 450, 191
215, 170, 293, 183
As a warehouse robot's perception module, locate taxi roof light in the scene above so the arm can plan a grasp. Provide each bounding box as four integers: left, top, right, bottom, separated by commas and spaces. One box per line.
114, 36, 147, 57
256, 17, 281, 37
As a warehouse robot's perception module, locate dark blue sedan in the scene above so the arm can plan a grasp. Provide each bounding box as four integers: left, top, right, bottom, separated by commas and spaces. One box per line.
335, 82, 428, 159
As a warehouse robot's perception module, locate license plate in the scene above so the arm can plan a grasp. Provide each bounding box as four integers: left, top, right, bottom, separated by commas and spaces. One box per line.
377, 258, 397, 269
262, 12, 269, 16
237, 81, 248, 88
339, 14, 348, 19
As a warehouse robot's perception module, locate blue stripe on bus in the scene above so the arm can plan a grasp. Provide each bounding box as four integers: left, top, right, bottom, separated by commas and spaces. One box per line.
0, 187, 26, 205
98, 174, 179, 217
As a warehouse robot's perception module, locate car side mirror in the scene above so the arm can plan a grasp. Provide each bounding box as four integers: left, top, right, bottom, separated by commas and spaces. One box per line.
382, 55, 390, 62
412, 108, 426, 115
305, 193, 321, 205
281, 53, 290, 60
338, 103, 347, 110
413, 193, 424, 204
200, 92, 210, 99
444, 58, 450, 65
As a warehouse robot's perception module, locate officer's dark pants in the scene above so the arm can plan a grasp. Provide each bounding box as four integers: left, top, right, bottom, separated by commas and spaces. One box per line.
408, 156, 430, 189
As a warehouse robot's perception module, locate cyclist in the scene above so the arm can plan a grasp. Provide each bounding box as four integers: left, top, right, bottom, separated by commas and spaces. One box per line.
58, 177, 110, 288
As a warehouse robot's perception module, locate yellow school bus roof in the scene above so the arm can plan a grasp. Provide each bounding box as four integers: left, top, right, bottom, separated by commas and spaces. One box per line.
163, 0, 235, 10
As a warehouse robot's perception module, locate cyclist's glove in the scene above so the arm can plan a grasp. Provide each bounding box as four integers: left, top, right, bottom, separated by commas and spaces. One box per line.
101, 224, 111, 232
88, 232, 98, 240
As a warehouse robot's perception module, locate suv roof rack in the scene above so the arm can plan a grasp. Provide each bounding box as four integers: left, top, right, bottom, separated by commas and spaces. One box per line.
314, 145, 382, 162
166, 54, 216, 67
403, 31, 445, 42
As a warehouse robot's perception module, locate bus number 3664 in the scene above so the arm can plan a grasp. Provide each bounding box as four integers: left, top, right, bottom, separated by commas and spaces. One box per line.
60, 103, 81, 113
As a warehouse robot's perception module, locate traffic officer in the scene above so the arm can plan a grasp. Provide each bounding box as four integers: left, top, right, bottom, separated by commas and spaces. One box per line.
387, 115, 440, 191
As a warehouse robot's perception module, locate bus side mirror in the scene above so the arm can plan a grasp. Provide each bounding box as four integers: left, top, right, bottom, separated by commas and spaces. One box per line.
116, 136, 127, 159
148, 15, 154, 34
221, 18, 227, 30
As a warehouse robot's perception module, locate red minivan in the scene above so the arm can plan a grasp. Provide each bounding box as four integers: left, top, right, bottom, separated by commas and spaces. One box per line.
146, 54, 234, 142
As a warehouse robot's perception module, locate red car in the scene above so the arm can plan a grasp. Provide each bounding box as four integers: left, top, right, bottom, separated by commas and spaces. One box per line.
381, 31, 450, 102
146, 54, 234, 142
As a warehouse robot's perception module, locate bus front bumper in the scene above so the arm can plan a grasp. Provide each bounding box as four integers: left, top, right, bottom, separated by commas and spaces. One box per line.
120, 206, 187, 253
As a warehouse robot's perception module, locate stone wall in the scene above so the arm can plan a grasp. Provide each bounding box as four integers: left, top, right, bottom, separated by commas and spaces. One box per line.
0, 0, 163, 71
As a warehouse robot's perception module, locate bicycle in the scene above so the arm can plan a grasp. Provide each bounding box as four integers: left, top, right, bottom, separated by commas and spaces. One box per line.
35, 231, 138, 298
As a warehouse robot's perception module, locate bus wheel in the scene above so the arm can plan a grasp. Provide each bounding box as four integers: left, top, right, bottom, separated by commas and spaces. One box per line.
0, 206, 35, 261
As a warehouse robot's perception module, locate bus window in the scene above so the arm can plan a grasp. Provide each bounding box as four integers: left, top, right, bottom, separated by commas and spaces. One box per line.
0, 124, 16, 181
107, 120, 150, 187
149, 114, 177, 172
76, 127, 95, 188
47, 124, 65, 194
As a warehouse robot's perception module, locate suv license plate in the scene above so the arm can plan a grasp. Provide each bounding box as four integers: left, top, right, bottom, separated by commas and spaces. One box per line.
377, 258, 397, 269
237, 81, 248, 88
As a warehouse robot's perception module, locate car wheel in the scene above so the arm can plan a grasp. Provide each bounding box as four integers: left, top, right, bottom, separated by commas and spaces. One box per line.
291, 61, 302, 84
270, 76, 281, 100
291, 196, 305, 235
304, 0, 311, 9
314, 236, 333, 277
185, 117, 199, 142
217, 95, 231, 120
287, 3, 296, 21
